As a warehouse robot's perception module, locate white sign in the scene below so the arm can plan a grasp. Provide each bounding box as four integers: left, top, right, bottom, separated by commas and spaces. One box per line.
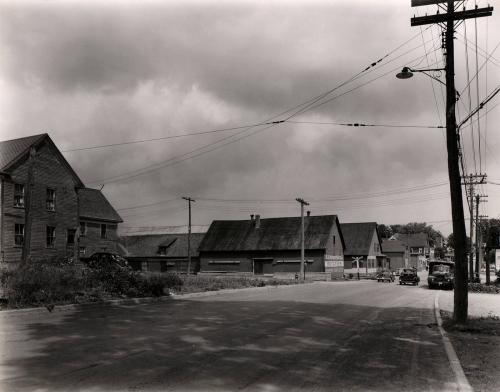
325, 255, 344, 268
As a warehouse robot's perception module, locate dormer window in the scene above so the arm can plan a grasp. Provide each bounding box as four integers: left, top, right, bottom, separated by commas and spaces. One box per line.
159, 246, 167, 255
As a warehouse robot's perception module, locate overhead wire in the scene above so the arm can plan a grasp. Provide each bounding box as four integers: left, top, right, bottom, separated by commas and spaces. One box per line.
86, 38, 437, 186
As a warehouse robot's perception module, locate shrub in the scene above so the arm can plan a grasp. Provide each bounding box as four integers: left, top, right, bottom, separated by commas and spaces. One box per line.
134, 273, 183, 297
1, 258, 84, 307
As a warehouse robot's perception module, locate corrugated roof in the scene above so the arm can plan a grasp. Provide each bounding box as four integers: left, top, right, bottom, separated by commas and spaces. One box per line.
78, 188, 123, 223
198, 215, 340, 252
381, 239, 406, 253
341, 222, 379, 256
121, 233, 205, 258
0, 134, 47, 171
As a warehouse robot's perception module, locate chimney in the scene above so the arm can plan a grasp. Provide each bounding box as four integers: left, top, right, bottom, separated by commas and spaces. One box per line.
250, 214, 254, 222
307, 211, 311, 217
255, 214, 261, 229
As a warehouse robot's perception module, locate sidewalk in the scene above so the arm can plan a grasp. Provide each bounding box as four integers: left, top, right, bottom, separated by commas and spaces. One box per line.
438, 289, 500, 392
439, 290, 500, 318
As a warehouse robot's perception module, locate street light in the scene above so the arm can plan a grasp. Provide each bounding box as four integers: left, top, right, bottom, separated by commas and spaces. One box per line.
396, 66, 446, 86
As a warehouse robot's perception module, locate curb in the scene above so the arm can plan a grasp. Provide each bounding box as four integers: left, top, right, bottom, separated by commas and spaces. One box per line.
0, 281, 317, 316
434, 291, 473, 392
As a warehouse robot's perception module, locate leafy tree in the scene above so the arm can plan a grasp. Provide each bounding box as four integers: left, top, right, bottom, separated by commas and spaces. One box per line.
447, 233, 471, 253
377, 224, 393, 239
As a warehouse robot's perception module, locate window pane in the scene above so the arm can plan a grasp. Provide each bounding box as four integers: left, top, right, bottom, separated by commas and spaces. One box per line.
15, 223, 24, 246
46, 226, 56, 247
46, 189, 56, 211
80, 222, 86, 236
100, 224, 107, 239
14, 184, 25, 207
67, 229, 76, 245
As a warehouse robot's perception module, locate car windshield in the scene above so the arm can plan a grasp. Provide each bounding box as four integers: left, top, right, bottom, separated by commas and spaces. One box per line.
432, 265, 450, 273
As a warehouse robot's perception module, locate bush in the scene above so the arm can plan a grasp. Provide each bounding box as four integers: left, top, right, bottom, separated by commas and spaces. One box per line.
134, 273, 183, 297
468, 282, 500, 294
1, 258, 84, 307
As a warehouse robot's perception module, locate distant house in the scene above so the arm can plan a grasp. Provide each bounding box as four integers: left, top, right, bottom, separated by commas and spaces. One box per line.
341, 222, 386, 276
393, 233, 430, 270
381, 239, 407, 270
121, 233, 205, 273
198, 214, 345, 280
0, 133, 122, 263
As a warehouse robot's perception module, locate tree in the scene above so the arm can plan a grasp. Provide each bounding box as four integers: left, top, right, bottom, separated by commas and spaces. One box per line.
377, 224, 393, 239
448, 233, 471, 254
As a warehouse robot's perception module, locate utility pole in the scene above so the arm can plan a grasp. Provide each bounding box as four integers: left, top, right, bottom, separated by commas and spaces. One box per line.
462, 173, 487, 280
475, 196, 487, 282
478, 215, 489, 284
410, 0, 493, 323
182, 197, 195, 275
21, 147, 36, 263
296, 198, 309, 280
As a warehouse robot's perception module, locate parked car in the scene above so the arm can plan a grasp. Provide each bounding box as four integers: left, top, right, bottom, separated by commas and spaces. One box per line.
428, 261, 454, 290
85, 252, 131, 270
377, 270, 394, 283
394, 268, 405, 276
399, 268, 420, 286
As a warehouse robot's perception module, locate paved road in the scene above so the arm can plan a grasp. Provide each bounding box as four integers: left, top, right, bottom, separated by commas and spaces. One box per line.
0, 281, 458, 391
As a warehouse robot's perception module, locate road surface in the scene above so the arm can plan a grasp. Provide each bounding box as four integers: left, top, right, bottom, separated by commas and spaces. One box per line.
0, 280, 458, 391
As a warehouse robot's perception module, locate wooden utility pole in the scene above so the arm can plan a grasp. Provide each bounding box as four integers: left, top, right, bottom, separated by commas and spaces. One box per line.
296, 198, 309, 280
411, 0, 493, 323
462, 173, 487, 280
182, 197, 195, 275
21, 147, 36, 263
474, 196, 487, 281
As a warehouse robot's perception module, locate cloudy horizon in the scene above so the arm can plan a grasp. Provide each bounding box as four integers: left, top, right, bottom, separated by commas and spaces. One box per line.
1, 0, 499, 237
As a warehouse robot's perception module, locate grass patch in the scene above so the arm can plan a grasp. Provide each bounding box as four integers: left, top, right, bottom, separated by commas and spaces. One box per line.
468, 281, 500, 294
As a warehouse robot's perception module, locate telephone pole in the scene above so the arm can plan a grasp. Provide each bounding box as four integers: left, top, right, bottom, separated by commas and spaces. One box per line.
474, 194, 487, 282
182, 197, 195, 275
296, 198, 309, 280
462, 173, 487, 280
21, 147, 36, 263
410, 0, 493, 323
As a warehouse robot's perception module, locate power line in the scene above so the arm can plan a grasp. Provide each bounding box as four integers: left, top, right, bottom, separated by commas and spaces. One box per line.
86, 47, 436, 186
61, 122, 278, 153
285, 120, 443, 129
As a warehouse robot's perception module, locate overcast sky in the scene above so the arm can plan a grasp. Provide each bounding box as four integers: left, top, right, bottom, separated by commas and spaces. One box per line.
1, 0, 499, 236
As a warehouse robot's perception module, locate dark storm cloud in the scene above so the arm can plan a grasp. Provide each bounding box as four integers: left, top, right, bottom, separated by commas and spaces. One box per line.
1, 0, 498, 234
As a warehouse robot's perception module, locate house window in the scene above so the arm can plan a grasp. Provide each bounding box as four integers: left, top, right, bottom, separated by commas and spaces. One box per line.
14, 223, 24, 246
46, 226, 56, 247
46, 188, 56, 211
67, 229, 76, 245
333, 235, 336, 245
79, 247, 86, 256
79, 222, 86, 236
100, 224, 107, 239
158, 246, 167, 255
14, 184, 25, 207
418, 248, 423, 254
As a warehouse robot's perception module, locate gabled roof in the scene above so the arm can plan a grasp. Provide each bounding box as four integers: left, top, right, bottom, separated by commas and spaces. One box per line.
381, 239, 406, 253
78, 188, 123, 223
341, 222, 380, 256
198, 215, 343, 252
0, 133, 84, 186
121, 233, 206, 258
395, 233, 429, 248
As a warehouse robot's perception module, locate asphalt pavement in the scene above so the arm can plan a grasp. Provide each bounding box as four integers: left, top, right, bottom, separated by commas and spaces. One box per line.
0, 280, 460, 392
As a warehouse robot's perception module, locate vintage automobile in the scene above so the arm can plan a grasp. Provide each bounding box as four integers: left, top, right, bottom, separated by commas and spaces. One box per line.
399, 268, 420, 286
427, 261, 454, 290
376, 270, 394, 283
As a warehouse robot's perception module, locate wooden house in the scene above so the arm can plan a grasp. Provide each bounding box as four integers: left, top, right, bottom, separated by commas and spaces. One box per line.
0, 133, 122, 263
198, 214, 345, 280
